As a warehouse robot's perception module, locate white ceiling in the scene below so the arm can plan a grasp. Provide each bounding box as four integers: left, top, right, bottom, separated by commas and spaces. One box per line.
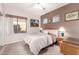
4, 3, 68, 18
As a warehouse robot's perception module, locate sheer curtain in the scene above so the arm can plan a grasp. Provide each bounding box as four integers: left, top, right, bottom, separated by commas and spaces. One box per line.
0, 15, 4, 45
3, 15, 27, 45
6, 17, 14, 36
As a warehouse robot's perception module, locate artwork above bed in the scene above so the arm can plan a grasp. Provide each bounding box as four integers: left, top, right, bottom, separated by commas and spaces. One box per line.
30, 19, 39, 27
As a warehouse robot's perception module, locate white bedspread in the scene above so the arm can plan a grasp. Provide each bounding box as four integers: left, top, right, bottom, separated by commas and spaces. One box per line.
24, 33, 56, 55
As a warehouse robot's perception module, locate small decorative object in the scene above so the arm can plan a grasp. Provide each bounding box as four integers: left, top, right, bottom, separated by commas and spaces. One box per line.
65, 11, 79, 21
58, 27, 65, 39
52, 15, 60, 23
48, 20, 51, 23
30, 19, 39, 27
43, 18, 48, 24
40, 27, 43, 32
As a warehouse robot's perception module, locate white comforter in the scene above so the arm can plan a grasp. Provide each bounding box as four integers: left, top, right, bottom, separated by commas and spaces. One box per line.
24, 33, 56, 55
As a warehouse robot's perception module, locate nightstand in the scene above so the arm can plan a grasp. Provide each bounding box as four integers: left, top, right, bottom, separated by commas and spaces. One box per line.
60, 38, 79, 55
57, 38, 63, 46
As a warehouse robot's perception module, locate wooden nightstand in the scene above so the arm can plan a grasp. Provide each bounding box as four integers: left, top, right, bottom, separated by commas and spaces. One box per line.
57, 38, 63, 46
60, 38, 79, 55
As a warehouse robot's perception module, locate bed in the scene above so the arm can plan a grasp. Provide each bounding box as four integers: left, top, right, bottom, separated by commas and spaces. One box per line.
24, 32, 56, 55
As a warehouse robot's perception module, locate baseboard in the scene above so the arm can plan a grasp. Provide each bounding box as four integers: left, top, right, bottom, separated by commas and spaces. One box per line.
3, 40, 23, 46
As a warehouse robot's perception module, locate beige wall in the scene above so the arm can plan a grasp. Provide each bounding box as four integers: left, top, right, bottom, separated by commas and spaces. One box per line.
41, 3, 79, 39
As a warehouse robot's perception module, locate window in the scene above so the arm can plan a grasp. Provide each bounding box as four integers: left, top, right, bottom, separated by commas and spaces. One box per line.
6, 14, 27, 33
13, 18, 27, 33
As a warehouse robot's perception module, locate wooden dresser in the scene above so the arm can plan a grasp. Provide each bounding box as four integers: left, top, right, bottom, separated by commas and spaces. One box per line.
60, 38, 79, 55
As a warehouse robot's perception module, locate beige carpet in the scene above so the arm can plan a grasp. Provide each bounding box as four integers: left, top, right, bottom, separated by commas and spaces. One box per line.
0, 41, 63, 55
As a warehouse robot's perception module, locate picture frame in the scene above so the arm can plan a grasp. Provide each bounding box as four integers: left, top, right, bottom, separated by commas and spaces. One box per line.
65, 11, 79, 21
30, 19, 39, 27
52, 15, 60, 23
43, 18, 48, 24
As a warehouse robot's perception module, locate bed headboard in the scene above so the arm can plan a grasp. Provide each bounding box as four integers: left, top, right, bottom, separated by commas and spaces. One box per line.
42, 29, 58, 36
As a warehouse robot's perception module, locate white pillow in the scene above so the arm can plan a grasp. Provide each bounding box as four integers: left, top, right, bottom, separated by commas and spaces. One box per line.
42, 30, 49, 34
42, 30, 58, 37
48, 30, 57, 36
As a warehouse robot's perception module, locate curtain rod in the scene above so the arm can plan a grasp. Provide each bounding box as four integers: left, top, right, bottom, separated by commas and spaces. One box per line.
5, 14, 27, 19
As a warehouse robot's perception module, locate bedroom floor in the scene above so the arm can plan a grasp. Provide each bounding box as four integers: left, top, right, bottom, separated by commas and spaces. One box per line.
0, 41, 63, 55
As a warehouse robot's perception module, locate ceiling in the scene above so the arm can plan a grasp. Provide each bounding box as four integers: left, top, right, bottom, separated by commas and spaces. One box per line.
4, 3, 68, 18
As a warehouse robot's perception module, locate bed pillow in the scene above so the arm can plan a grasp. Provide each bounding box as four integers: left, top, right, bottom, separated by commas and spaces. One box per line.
48, 30, 57, 36
42, 30, 57, 36
42, 30, 49, 34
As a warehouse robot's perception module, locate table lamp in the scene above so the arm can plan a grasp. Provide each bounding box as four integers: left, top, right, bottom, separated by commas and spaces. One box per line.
40, 27, 43, 32
58, 27, 65, 39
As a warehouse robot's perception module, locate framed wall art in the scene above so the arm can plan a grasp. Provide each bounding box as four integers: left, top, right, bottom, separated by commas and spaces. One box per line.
65, 11, 79, 21
30, 19, 39, 27
52, 15, 60, 23
43, 18, 48, 24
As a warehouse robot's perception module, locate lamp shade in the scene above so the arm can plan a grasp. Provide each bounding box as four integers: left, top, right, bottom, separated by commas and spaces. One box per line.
40, 27, 43, 30
58, 27, 65, 32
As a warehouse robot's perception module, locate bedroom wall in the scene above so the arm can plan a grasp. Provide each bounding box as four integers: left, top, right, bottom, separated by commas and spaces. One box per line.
0, 3, 41, 45
4, 4, 41, 34
41, 3, 79, 39
27, 16, 41, 33
0, 3, 5, 45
